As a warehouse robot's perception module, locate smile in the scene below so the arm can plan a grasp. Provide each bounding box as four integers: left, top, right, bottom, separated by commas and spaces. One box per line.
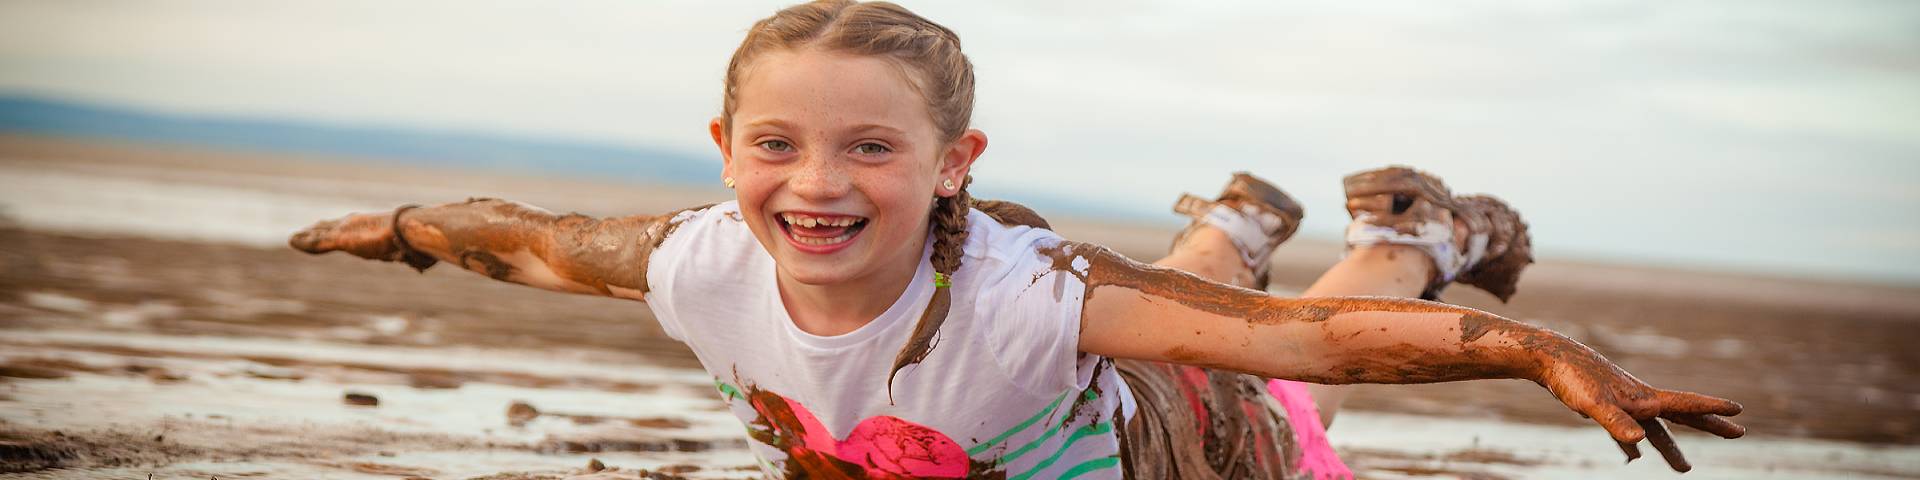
777, 211, 869, 253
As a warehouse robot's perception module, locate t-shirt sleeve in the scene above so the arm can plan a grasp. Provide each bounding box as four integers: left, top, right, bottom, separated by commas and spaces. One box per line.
982, 234, 1090, 396
641, 207, 711, 342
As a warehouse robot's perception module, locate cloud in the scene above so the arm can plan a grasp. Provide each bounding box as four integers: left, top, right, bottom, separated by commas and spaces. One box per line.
1, 0, 1915, 281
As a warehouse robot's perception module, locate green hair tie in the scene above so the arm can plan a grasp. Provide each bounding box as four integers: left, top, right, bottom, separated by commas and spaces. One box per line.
933, 272, 951, 288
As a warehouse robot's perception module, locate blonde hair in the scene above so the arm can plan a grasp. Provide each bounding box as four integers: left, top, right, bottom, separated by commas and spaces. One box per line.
721, 0, 1046, 396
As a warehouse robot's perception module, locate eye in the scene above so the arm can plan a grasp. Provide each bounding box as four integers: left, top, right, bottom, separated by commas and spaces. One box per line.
758, 139, 794, 153
853, 142, 891, 155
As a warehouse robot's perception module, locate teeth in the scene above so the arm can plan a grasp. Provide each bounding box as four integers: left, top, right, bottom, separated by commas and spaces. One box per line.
791, 231, 854, 246
781, 212, 862, 228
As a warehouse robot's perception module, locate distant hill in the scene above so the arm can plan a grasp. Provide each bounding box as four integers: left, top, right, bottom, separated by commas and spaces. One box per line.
0, 94, 717, 184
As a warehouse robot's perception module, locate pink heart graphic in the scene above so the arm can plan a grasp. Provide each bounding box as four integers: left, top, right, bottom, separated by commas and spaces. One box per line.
752, 391, 971, 478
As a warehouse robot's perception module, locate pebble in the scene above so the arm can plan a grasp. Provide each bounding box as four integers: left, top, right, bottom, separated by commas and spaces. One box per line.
343, 391, 379, 407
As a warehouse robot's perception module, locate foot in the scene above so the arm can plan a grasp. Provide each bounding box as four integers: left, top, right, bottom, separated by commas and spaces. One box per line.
1342, 166, 1532, 301
1171, 172, 1305, 288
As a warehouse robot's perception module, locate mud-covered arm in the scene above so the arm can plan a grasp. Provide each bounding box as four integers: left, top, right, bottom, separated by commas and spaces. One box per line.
1061, 241, 1743, 471
289, 198, 675, 302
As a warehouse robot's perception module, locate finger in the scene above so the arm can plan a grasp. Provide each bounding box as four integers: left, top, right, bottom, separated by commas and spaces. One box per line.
1659, 390, 1743, 416
1591, 405, 1646, 444
1641, 418, 1691, 473
1665, 413, 1746, 439
1616, 440, 1641, 464
288, 223, 337, 253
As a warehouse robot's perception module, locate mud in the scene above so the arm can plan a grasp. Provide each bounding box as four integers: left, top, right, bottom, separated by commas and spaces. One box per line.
736, 378, 1004, 479
510, 401, 694, 430
1042, 237, 1750, 471
1341, 166, 1460, 233
0, 417, 490, 474
1114, 359, 1299, 479
1038, 240, 1520, 331
344, 391, 380, 407
3, 138, 1919, 478
295, 197, 715, 300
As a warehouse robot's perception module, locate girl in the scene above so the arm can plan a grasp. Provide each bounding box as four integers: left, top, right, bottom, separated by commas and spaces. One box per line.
289, 1, 1743, 478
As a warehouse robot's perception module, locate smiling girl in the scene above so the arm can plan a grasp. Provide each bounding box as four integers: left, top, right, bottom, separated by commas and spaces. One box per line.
290, 1, 1743, 478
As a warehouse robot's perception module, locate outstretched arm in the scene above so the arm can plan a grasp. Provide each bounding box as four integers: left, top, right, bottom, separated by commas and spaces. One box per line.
1062, 241, 1743, 472
289, 198, 687, 302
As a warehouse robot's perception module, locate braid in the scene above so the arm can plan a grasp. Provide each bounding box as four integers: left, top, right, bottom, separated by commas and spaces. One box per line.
885, 177, 1058, 401
886, 175, 972, 401
928, 175, 974, 277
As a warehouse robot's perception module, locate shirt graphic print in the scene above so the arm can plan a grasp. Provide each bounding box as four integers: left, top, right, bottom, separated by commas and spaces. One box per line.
644, 202, 1135, 478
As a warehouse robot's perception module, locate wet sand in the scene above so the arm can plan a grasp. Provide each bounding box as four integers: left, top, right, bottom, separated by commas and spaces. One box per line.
3, 135, 1919, 478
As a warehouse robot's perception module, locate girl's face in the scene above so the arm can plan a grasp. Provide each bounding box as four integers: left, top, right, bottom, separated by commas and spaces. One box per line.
712, 48, 982, 289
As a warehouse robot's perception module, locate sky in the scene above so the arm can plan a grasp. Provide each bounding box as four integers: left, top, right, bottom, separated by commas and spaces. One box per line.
0, 0, 1916, 284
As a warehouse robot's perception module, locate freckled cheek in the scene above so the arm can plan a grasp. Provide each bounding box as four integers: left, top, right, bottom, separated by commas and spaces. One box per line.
729, 172, 785, 241
854, 173, 933, 240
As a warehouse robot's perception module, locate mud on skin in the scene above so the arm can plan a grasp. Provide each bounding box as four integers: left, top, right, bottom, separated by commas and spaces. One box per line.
293, 198, 714, 299
1034, 241, 1742, 472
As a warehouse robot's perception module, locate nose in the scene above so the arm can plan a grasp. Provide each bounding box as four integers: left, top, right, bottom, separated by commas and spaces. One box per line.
788, 149, 851, 201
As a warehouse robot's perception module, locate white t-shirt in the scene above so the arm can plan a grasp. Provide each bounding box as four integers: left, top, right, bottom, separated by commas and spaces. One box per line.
645, 201, 1134, 479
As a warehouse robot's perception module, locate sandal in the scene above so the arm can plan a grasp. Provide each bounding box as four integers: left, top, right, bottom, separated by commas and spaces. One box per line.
1171, 172, 1305, 288
1342, 166, 1533, 301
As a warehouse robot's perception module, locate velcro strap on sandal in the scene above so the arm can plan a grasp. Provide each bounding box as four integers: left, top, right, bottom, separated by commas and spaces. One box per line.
1345, 212, 1487, 282
1193, 201, 1288, 272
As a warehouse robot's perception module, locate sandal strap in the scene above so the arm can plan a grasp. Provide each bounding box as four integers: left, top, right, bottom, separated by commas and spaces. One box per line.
1184, 196, 1289, 272
1170, 173, 1304, 287
1344, 217, 1487, 283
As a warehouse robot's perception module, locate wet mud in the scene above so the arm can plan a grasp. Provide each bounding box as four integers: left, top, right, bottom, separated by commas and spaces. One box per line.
3, 139, 1918, 478
295, 198, 716, 300
4, 224, 1917, 476
1114, 360, 1299, 479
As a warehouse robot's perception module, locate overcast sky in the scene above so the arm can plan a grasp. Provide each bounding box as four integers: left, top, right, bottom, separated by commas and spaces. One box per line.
2, 0, 1916, 283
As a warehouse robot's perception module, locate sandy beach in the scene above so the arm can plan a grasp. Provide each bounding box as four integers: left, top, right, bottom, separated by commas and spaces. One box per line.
3, 135, 1918, 479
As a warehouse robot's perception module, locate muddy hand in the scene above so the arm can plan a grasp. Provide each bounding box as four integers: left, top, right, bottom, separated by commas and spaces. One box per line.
289, 211, 403, 261
1538, 358, 1745, 473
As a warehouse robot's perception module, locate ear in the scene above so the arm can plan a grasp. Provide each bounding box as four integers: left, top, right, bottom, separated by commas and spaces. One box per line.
935, 128, 988, 198
710, 116, 733, 181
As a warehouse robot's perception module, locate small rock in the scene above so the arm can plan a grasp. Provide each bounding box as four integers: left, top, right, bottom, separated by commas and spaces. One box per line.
586, 458, 606, 473
506, 400, 540, 426
343, 391, 379, 407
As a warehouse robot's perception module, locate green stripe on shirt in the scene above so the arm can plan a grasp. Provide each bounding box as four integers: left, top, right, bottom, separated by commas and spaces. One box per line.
1008, 421, 1114, 480
967, 390, 1071, 456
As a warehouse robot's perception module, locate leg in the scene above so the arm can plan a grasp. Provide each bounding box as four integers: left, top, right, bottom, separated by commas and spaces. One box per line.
1137, 174, 1347, 479
1307, 166, 1535, 425
1160, 167, 1533, 429
1294, 244, 1432, 426
1154, 193, 1433, 428
1152, 227, 1253, 285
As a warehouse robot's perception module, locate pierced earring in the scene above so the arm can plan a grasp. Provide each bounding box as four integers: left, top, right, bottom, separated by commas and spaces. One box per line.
942, 178, 956, 191
723, 177, 736, 189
